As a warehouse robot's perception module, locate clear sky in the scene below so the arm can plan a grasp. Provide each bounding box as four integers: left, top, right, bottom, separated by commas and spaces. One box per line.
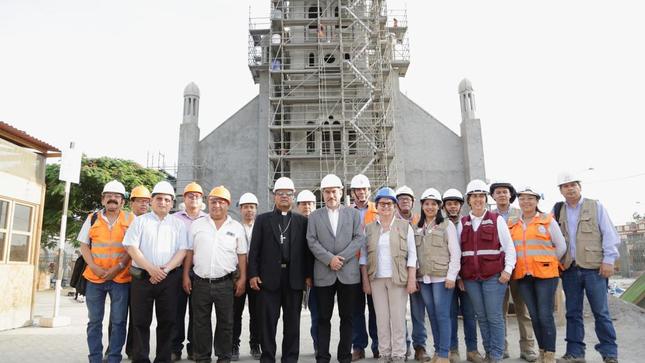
1, 0, 644, 224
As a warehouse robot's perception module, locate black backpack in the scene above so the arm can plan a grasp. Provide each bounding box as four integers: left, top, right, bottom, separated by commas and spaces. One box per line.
553, 202, 564, 223
69, 212, 99, 295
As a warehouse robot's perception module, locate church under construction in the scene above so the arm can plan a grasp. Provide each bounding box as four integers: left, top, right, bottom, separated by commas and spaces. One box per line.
177, 0, 486, 211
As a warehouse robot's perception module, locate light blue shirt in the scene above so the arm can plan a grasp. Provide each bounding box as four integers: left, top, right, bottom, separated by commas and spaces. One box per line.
561, 197, 620, 265
123, 211, 189, 268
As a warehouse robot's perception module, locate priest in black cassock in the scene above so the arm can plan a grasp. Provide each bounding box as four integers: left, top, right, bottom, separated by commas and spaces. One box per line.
248, 177, 314, 363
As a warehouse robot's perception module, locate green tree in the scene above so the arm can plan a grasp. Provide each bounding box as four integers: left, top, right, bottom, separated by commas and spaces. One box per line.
42, 157, 168, 249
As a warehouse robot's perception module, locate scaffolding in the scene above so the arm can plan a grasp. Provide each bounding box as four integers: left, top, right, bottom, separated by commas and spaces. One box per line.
249, 0, 410, 199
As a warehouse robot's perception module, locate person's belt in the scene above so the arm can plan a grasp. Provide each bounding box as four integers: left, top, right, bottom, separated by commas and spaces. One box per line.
194, 273, 233, 283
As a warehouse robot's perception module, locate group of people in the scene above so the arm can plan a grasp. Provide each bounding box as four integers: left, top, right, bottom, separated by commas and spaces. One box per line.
79, 171, 620, 363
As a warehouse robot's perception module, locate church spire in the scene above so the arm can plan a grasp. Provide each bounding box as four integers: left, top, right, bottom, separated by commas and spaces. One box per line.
458, 78, 475, 121
183, 82, 200, 124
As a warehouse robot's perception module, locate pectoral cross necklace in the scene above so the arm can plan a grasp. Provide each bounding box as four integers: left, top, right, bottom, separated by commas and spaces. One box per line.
279, 217, 292, 245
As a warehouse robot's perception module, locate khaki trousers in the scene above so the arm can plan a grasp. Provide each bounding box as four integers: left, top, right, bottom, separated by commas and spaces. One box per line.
503, 279, 536, 352
371, 278, 408, 359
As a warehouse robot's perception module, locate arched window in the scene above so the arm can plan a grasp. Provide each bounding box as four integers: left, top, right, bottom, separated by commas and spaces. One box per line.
324, 53, 336, 64
334, 6, 339, 18
308, 6, 320, 19
306, 121, 315, 153
308, 52, 315, 67
322, 121, 331, 155
348, 129, 357, 155
332, 121, 341, 154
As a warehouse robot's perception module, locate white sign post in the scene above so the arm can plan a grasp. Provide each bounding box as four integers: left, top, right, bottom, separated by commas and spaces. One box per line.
40, 142, 81, 328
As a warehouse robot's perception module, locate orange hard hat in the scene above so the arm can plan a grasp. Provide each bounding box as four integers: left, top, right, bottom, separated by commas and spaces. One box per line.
208, 185, 231, 204
130, 185, 152, 200
183, 182, 204, 195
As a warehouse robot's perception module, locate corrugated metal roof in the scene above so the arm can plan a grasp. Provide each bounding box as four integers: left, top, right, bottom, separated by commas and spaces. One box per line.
0, 121, 61, 157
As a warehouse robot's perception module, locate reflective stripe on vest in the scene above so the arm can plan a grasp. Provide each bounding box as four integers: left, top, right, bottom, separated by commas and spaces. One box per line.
83, 210, 134, 284
459, 211, 505, 280
508, 213, 559, 280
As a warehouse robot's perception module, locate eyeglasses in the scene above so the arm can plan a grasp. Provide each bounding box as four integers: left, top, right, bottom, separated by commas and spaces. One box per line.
275, 191, 294, 197
377, 202, 395, 208
184, 193, 202, 200
208, 198, 229, 205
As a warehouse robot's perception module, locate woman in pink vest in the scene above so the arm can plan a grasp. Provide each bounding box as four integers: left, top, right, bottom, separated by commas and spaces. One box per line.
457, 180, 516, 363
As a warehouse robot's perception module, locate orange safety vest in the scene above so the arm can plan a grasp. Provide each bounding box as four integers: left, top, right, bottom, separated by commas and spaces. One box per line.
508, 213, 559, 280
83, 210, 135, 284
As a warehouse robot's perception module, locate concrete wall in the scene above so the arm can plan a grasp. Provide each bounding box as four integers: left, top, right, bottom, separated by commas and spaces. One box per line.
393, 91, 468, 198
198, 96, 263, 218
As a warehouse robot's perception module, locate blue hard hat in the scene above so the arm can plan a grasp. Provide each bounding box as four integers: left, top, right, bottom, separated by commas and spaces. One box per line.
374, 187, 397, 203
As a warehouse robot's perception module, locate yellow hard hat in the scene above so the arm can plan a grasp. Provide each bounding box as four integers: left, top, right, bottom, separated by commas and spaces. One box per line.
130, 185, 151, 200
208, 185, 231, 204
183, 182, 204, 195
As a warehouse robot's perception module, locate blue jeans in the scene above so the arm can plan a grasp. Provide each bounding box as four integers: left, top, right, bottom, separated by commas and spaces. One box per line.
86, 280, 130, 363
517, 276, 558, 352
352, 289, 378, 353
450, 287, 478, 352
409, 291, 427, 349
561, 265, 617, 358
464, 275, 507, 360
420, 282, 454, 358
309, 286, 319, 351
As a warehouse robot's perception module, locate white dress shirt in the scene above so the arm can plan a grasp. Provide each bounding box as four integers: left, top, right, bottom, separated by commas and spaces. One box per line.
123, 211, 188, 268
327, 207, 340, 236
243, 222, 254, 252
457, 212, 517, 275
189, 215, 247, 279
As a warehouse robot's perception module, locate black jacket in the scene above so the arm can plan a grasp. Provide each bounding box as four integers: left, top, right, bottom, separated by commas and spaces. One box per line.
248, 208, 313, 291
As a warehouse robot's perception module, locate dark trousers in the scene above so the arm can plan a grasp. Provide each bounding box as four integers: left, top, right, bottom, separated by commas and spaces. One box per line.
259, 268, 303, 363
316, 279, 360, 363
352, 289, 378, 353
192, 277, 235, 363
130, 270, 181, 363
106, 295, 134, 357
233, 281, 261, 349
172, 271, 194, 356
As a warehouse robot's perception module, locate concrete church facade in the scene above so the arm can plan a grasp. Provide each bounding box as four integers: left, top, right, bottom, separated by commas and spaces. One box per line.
177, 1, 485, 213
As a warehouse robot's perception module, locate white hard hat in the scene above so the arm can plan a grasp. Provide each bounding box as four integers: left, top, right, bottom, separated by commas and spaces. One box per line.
151, 181, 176, 200
420, 188, 442, 203
557, 171, 580, 186
273, 177, 295, 192
350, 174, 370, 189
395, 185, 415, 199
442, 188, 464, 203
465, 179, 488, 195
296, 190, 316, 203
102, 180, 126, 196
516, 186, 542, 200
320, 174, 343, 189
239, 192, 259, 206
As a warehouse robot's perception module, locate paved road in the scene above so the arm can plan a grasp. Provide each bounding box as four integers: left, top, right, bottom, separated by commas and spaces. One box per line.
0, 288, 638, 362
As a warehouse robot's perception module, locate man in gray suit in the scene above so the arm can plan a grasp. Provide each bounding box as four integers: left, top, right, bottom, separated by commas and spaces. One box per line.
307, 174, 366, 363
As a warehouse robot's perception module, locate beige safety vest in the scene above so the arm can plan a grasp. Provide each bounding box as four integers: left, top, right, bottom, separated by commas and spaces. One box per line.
559, 199, 603, 269
415, 220, 451, 277
365, 219, 410, 286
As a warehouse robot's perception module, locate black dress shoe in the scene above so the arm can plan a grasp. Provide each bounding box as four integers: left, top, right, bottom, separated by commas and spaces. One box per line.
171, 352, 182, 361
250, 346, 261, 360
231, 346, 240, 361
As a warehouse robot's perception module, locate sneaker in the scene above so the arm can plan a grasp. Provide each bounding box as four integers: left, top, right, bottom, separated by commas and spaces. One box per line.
602, 357, 618, 363
466, 351, 485, 363
250, 346, 261, 360
231, 346, 240, 361
543, 351, 556, 363
521, 350, 539, 362
556, 354, 586, 363
448, 350, 460, 363
77, 295, 85, 303
352, 349, 366, 361
171, 352, 182, 361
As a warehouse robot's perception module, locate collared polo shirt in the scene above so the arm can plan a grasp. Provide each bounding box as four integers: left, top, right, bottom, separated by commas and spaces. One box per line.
173, 209, 208, 230
123, 211, 188, 268
189, 215, 247, 279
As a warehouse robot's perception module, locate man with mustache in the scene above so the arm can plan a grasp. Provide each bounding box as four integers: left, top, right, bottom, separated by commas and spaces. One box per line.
78, 180, 135, 363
